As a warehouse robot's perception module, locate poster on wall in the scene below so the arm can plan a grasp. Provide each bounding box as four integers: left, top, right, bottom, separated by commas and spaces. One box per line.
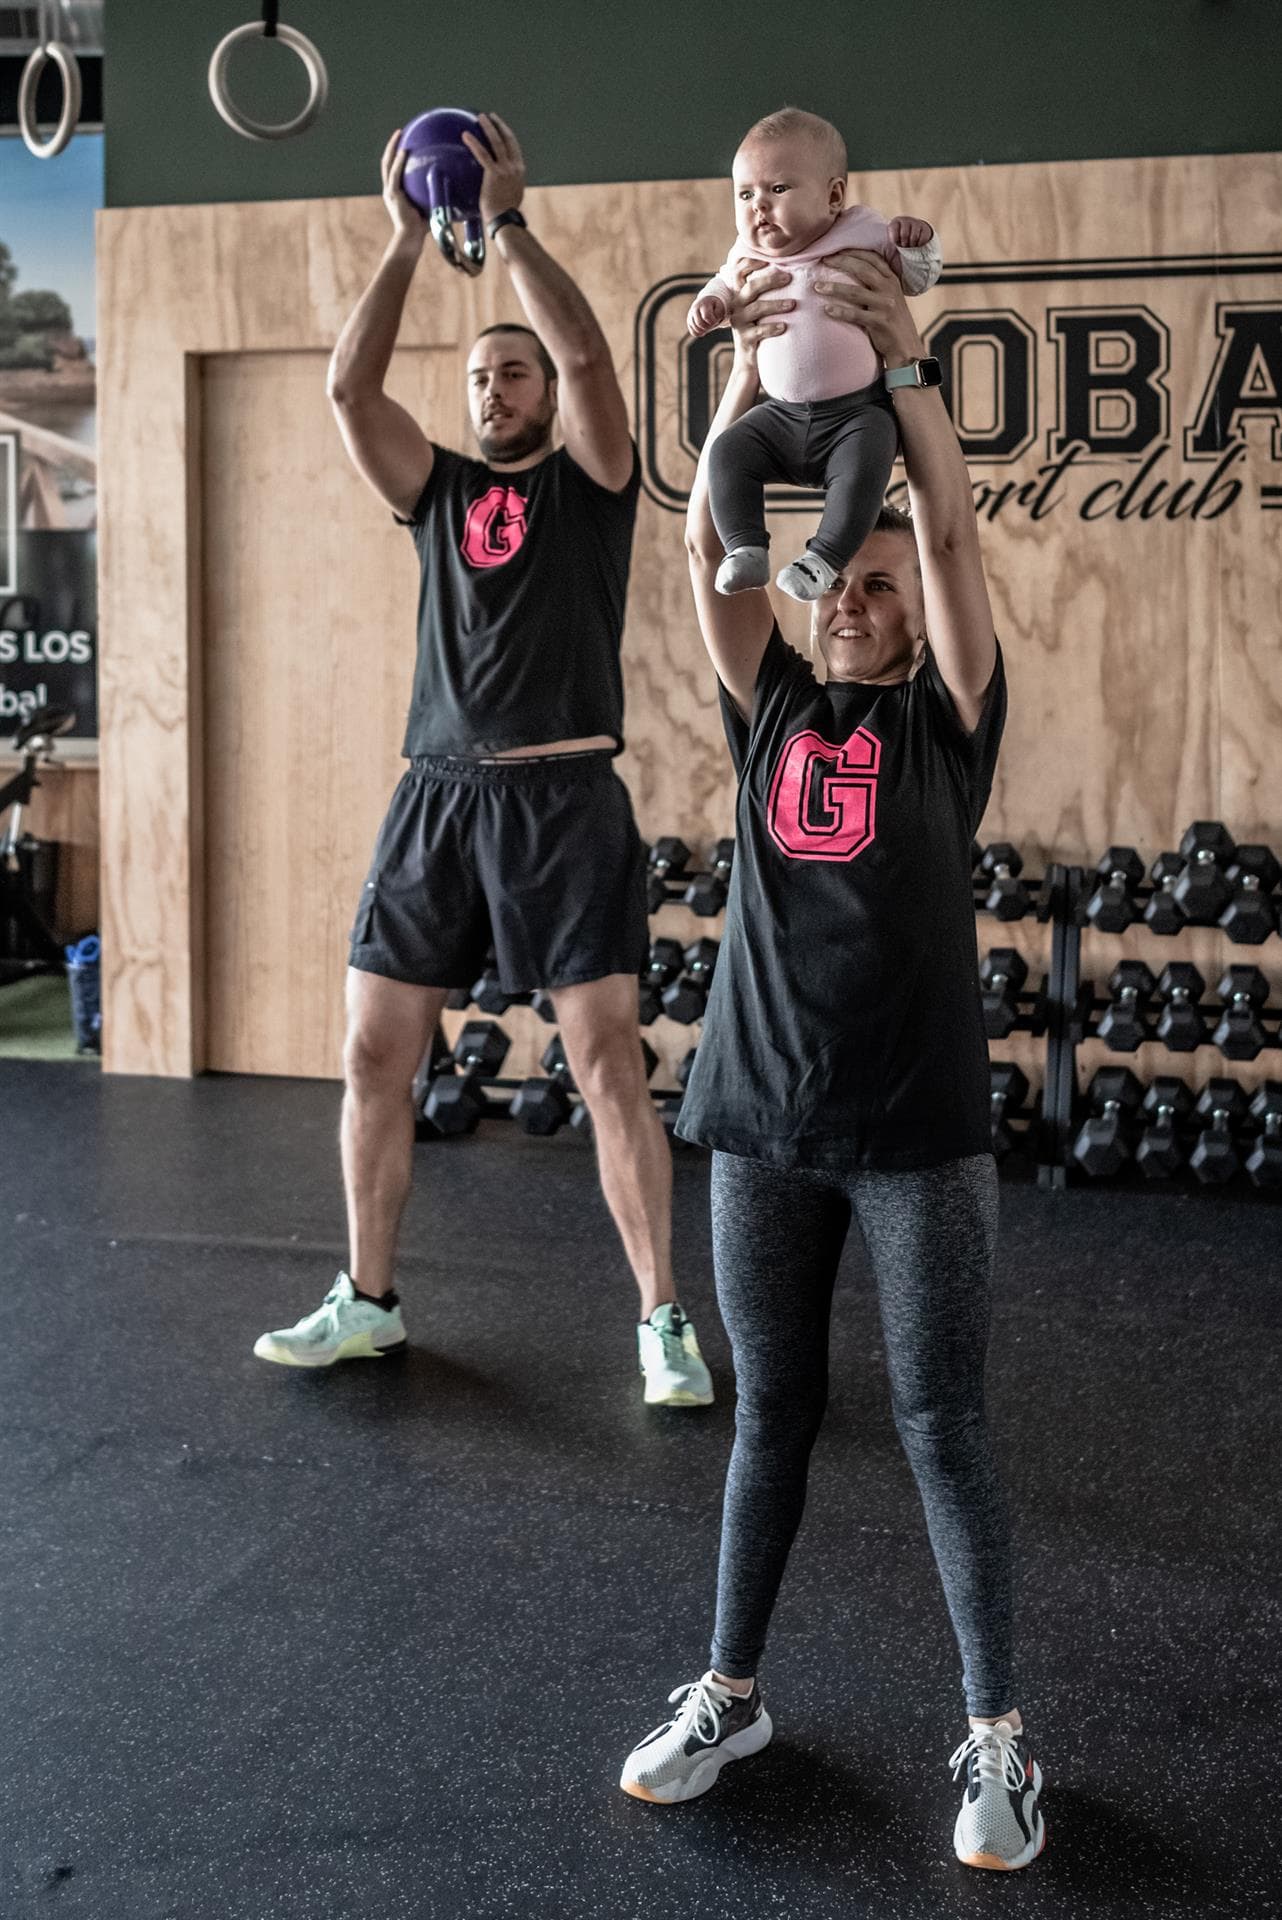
0, 129, 100, 753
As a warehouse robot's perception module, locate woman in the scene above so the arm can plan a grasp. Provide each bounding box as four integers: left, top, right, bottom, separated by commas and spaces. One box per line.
619, 250, 1046, 1873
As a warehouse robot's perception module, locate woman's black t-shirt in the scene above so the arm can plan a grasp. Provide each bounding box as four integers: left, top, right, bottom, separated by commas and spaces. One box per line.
677, 626, 1007, 1171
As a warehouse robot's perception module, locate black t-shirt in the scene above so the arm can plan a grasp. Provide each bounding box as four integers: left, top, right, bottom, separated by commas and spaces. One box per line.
677, 626, 1007, 1170
398, 442, 641, 756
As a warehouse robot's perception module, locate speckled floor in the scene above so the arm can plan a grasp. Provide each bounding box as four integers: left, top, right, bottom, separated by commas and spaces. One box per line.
2, 1060, 1279, 1918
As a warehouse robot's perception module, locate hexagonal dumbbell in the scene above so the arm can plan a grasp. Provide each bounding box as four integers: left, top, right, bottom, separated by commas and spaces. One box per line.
1188, 1078, 1248, 1184
1212, 965, 1270, 1061
529, 989, 560, 1025
1072, 1067, 1144, 1177
470, 967, 532, 1016
683, 838, 735, 917
423, 1019, 512, 1135
676, 1045, 698, 1088
1155, 963, 1207, 1052
510, 1035, 576, 1135
989, 1061, 1030, 1160
1096, 960, 1156, 1052
979, 843, 1029, 921
1143, 852, 1187, 936
1218, 846, 1280, 946
663, 938, 719, 1024
646, 836, 691, 912
1135, 1076, 1193, 1180
1172, 821, 1237, 925
980, 948, 1028, 1039
639, 936, 685, 1025
1246, 1083, 1282, 1189
1086, 847, 1145, 934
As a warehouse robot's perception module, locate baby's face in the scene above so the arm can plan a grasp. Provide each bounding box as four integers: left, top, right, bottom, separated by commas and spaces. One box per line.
732, 137, 844, 255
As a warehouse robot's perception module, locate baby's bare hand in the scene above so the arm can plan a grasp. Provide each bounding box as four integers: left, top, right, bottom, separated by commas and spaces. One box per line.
888, 215, 934, 250
687, 294, 729, 338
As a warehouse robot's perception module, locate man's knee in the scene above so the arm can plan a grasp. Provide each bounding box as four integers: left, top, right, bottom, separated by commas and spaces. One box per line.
571, 1022, 650, 1111
343, 1020, 418, 1100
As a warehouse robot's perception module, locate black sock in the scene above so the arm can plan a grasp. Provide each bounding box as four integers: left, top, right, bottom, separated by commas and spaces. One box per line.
350, 1280, 398, 1310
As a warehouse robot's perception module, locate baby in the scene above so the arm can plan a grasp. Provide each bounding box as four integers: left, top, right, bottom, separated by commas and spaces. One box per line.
689, 107, 942, 600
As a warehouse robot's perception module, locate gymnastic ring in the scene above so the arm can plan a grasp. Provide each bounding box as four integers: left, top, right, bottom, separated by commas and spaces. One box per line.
17, 42, 83, 160
208, 20, 330, 143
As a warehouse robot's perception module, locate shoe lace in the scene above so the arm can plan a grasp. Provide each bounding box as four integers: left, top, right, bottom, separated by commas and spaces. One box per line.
649, 1312, 686, 1362
665, 1675, 733, 1748
949, 1724, 1024, 1792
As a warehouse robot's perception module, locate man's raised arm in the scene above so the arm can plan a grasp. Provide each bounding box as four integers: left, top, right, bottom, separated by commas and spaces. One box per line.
464, 114, 633, 492
327, 130, 436, 520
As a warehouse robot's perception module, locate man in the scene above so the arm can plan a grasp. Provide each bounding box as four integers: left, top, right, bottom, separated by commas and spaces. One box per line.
254, 115, 712, 1407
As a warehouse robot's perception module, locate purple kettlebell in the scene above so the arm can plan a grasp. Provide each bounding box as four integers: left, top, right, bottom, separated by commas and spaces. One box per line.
400, 108, 487, 275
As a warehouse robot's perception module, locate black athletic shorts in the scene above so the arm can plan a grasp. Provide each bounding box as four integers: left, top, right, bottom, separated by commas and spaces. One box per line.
348, 751, 649, 993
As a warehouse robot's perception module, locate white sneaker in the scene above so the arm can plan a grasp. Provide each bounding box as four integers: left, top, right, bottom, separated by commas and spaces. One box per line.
637, 1303, 714, 1405
253, 1272, 407, 1368
775, 550, 839, 601
950, 1720, 1047, 1870
621, 1672, 772, 1803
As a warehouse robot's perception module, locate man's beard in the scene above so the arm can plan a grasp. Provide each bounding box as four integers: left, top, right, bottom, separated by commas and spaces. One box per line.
476, 411, 552, 464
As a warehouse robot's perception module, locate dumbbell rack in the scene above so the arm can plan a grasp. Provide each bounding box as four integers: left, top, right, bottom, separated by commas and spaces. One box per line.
1052, 865, 1282, 1192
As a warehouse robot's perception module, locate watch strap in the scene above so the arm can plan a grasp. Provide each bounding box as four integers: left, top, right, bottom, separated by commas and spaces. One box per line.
884, 357, 941, 391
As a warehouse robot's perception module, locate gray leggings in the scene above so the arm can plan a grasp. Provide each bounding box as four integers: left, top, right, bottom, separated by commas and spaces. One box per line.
709, 1150, 1014, 1717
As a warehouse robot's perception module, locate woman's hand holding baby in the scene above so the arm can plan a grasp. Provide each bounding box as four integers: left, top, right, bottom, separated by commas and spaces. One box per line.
814, 249, 926, 366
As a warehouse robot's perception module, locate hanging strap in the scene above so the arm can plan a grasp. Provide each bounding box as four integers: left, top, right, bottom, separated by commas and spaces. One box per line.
262, 0, 279, 37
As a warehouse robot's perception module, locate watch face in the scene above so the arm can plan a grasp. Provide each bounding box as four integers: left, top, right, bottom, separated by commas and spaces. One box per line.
919, 356, 943, 387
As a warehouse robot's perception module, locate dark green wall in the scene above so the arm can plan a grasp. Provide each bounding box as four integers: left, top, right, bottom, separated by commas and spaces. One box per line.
105, 0, 1281, 207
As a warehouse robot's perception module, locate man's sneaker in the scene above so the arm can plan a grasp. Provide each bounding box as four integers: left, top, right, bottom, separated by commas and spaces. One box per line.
950, 1719, 1046, 1870
637, 1303, 714, 1405
620, 1672, 772, 1803
253, 1273, 407, 1369
775, 549, 840, 601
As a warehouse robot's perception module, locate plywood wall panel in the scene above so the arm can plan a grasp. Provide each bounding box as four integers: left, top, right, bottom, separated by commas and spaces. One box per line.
98, 155, 1282, 1080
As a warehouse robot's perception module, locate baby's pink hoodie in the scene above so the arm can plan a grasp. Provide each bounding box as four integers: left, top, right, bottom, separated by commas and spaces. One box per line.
697, 203, 943, 402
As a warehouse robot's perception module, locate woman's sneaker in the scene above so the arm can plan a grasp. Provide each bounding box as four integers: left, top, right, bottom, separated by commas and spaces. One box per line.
253, 1273, 407, 1368
620, 1672, 772, 1803
950, 1720, 1046, 1870
637, 1303, 714, 1405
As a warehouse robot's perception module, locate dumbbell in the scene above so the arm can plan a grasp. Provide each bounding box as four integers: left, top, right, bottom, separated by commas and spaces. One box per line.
423, 1020, 511, 1135
1135, 1076, 1193, 1180
529, 990, 559, 1025
989, 1062, 1030, 1160
1086, 847, 1145, 933
978, 844, 1029, 921
646, 836, 691, 911
1212, 965, 1270, 1061
511, 1035, 577, 1135
1154, 963, 1208, 1051
470, 967, 532, 1016
1172, 821, 1237, 925
683, 839, 735, 916
1096, 960, 1156, 1052
1246, 1083, 1282, 1189
662, 938, 719, 1025
639, 936, 685, 1025
1072, 1066, 1143, 1176
676, 1046, 698, 1088
1188, 1078, 1248, 1184
1144, 853, 1187, 936
980, 948, 1028, 1039
445, 986, 473, 1011
1218, 846, 1280, 945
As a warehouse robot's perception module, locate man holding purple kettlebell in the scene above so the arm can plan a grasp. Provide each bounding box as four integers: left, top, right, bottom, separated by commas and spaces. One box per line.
254, 112, 714, 1410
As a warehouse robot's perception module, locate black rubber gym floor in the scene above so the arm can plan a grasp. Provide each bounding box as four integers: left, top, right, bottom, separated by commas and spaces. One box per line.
2, 1059, 1279, 1919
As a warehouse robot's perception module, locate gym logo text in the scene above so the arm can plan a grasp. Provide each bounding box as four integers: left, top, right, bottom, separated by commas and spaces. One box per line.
634, 254, 1282, 524
461, 484, 529, 568
768, 726, 881, 864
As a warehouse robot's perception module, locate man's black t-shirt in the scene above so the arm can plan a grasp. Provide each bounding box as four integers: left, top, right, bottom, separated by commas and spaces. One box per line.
399, 442, 641, 756
677, 627, 1007, 1170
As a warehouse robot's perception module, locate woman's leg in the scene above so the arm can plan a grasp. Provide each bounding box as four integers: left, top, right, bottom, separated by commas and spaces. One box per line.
849, 1155, 1014, 1718
709, 1151, 850, 1680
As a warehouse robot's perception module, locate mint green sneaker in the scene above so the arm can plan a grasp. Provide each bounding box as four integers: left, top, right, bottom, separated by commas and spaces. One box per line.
253, 1273, 407, 1368
638, 1303, 714, 1406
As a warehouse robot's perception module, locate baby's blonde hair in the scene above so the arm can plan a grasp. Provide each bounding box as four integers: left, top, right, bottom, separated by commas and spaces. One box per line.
740, 107, 848, 182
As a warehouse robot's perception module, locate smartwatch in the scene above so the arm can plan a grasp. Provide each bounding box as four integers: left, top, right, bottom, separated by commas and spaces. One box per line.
884, 356, 943, 391
487, 208, 528, 240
